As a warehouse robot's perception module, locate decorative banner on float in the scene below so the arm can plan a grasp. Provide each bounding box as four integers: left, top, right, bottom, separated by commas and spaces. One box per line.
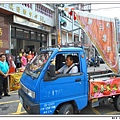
75, 10, 119, 73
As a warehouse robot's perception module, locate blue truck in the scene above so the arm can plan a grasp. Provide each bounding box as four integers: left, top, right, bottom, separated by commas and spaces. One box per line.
18, 45, 120, 114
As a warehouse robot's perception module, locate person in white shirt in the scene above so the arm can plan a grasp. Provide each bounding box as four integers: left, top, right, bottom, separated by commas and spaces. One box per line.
55, 55, 78, 74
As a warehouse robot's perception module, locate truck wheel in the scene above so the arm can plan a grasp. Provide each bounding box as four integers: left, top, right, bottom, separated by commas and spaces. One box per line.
59, 103, 74, 114
113, 95, 120, 111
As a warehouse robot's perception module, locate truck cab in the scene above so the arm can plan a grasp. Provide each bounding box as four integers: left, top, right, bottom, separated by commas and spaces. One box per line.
18, 46, 88, 114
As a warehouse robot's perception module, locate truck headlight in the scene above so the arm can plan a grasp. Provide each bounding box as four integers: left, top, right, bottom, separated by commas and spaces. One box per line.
27, 89, 35, 98
20, 82, 35, 98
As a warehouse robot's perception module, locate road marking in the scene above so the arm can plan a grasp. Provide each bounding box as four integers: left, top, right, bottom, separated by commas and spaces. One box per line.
9, 90, 18, 93
0, 100, 20, 105
10, 102, 23, 115
88, 106, 101, 114
20, 111, 27, 114
16, 102, 22, 113
106, 111, 120, 115
11, 111, 27, 115
10, 92, 18, 95
92, 108, 101, 115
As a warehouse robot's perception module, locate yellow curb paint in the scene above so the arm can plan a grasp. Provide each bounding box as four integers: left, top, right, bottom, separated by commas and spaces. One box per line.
106, 111, 120, 115
10, 92, 18, 95
11, 111, 27, 115
0, 100, 20, 105
92, 108, 101, 115
16, 102, 22, 113
10, 102, 26, 115
88, 106, 101, 115
20, 111, 27, 114
9, 90, 18, 93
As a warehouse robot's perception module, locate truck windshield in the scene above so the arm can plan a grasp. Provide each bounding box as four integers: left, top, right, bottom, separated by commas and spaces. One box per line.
24, 51, 52, 79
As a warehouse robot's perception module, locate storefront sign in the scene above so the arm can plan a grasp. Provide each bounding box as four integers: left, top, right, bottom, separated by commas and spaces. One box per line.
0, 27, 3, 48
0, 28, 3, 35
0, 16, 9, 53
0, 3, 54, 26
13, 15, 51, 32
0, 40, 3, 47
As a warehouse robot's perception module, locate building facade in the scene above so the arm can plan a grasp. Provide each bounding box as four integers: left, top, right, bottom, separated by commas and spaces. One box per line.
0, 3, 93, 61
0, 3, 55, 56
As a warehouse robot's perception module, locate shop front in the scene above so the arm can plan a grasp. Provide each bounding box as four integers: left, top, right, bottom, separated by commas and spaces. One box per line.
11, 24, 48, 56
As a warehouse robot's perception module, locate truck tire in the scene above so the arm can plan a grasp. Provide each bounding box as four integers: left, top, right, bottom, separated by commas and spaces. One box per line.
59, 103, 74, 114
113, 95, 120, 111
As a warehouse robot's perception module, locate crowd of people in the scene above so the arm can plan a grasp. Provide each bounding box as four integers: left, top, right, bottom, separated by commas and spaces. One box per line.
0, 48, 37, 99
7, 48, 36, 73
17, 48, 35, 69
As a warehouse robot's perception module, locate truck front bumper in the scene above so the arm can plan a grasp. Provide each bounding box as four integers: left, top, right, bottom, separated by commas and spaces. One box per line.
18, 89, 40, 114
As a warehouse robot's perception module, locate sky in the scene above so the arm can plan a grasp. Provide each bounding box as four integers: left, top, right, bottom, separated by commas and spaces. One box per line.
91, 4, 120, 19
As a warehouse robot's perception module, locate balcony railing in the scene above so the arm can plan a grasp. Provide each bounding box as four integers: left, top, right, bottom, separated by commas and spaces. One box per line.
35, 4, 53, 18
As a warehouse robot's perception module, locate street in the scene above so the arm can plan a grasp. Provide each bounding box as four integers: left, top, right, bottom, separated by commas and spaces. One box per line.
0, 90, 120, 115
0, 3, 120, 117
0, 63, 119, 115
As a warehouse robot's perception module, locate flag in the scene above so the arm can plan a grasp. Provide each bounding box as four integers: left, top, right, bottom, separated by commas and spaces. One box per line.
75, 10, 119, 73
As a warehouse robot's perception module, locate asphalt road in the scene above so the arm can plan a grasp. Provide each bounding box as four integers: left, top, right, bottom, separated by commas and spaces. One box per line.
0, 64, 120, 115
0, 90, 120, 115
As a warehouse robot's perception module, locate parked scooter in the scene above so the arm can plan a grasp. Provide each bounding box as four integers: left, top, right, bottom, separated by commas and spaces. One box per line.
88, 56, 100, 67
94, 56, 100, 67
88, 59, 94, 67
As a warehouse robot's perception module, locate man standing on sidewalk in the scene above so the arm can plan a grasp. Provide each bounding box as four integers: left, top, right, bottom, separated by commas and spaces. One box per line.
0, 54, 10, 99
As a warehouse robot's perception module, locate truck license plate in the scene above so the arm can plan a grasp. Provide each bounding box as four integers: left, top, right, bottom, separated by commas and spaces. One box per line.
20, 97, 23, 105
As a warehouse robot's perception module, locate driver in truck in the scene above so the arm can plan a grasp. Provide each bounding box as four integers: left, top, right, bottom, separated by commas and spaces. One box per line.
55, 55, 78, 74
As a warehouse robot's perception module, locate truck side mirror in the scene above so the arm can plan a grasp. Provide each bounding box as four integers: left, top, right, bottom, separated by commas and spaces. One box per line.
49, 64, 55, 77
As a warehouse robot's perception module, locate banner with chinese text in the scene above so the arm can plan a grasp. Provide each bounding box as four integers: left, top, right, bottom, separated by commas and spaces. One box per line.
75, 10, 119, 73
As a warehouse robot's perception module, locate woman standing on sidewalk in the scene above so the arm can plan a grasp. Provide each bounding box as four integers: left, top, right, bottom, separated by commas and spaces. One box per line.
0, 54, 10, 99
21, 52, 27, 68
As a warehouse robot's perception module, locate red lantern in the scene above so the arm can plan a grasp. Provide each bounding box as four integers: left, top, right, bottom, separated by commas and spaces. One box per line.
69, 11, 76, 20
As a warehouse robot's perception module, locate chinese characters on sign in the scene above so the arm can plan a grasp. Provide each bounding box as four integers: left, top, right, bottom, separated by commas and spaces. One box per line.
0, 28, 2, 36
0, 28, 3, 47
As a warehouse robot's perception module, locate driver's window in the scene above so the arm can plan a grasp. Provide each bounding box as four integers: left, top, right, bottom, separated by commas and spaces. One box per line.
44, 53, 80, 81
55, 53, 80, 73
55, 54, 65, 71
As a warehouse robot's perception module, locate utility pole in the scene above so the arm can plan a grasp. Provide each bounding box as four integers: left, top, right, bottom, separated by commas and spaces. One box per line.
72, 11, 74, 41
55, 4, 59, 45
55, 4, 67, 45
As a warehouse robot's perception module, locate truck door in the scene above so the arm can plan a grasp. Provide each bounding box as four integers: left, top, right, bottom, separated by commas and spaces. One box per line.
40, 52, 88, 114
